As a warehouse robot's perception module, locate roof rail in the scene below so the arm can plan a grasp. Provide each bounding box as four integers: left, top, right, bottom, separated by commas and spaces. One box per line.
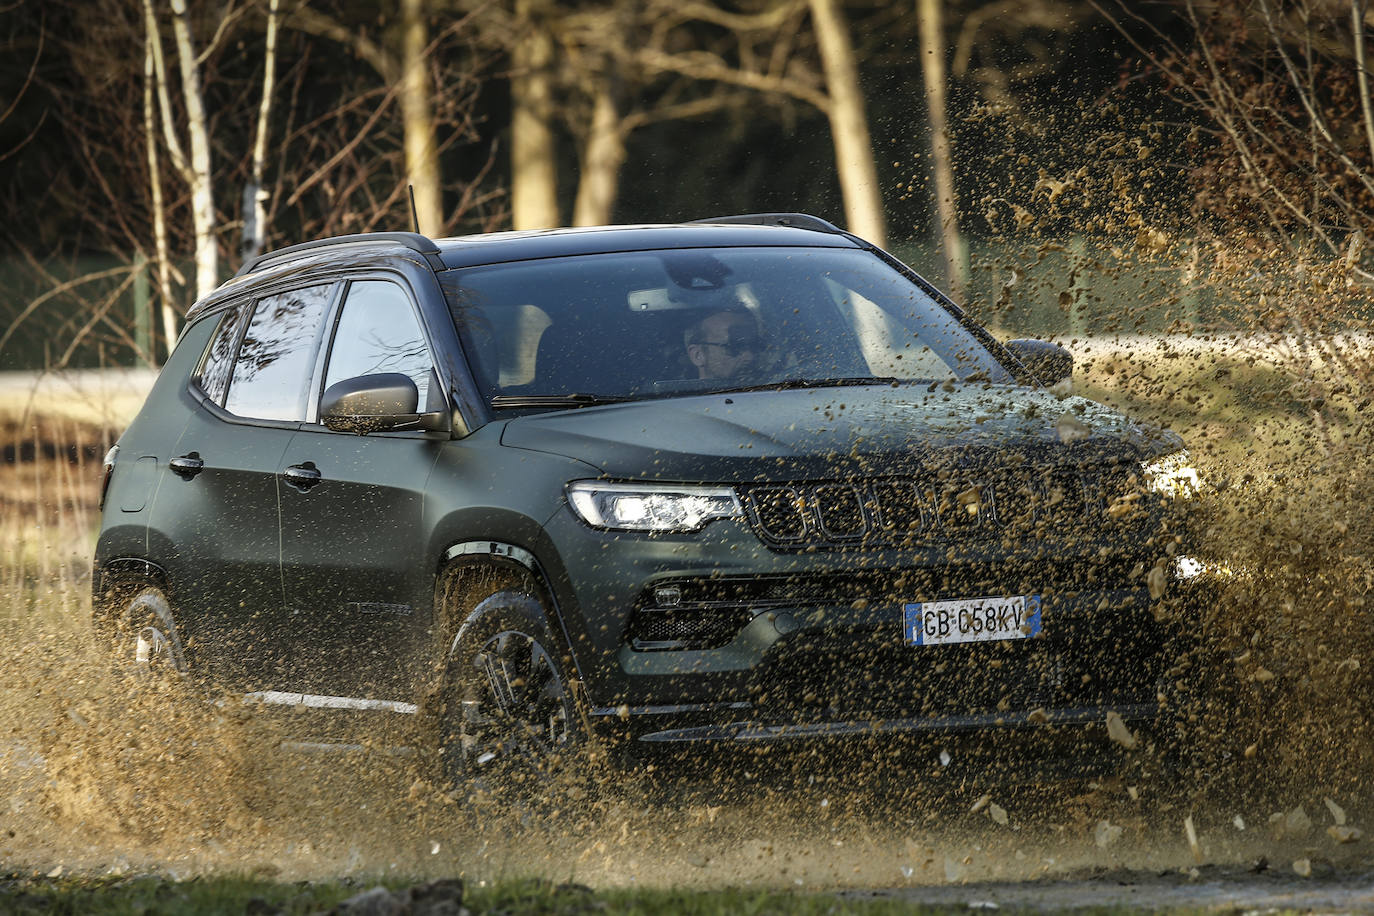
235, 231, 443, 277
688, 212, 844, 234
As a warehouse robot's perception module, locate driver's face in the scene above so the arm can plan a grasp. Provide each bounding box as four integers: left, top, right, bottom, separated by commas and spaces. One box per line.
688, 312, 762, 379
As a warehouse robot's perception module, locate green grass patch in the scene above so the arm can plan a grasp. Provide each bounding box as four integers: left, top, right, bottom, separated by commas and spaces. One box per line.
0, 874, 1205, 915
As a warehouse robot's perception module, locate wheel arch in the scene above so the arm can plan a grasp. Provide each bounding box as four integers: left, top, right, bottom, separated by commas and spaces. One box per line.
434, 538, 584, 684
93, 557, 170, 611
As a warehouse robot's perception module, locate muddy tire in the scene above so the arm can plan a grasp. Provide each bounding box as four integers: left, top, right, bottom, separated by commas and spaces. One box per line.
436, 587, 582, 798
98, 585, 188, 677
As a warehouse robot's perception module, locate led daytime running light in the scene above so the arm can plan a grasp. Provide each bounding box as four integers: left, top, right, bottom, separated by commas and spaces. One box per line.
567, 481, 742, 532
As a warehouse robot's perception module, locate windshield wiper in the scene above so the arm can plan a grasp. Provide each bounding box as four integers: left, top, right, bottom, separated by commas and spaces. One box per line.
490, 393, 636, 409
708, 377, 902, 395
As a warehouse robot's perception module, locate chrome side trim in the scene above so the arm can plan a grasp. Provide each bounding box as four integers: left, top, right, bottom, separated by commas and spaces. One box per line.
635, 703, 1161, 743
243, 691, 417, 714
444, 540, 538, 572
590, 701, 753, 717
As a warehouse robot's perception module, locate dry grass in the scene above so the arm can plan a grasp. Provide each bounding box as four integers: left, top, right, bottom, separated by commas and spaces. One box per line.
0, 411, 111, 631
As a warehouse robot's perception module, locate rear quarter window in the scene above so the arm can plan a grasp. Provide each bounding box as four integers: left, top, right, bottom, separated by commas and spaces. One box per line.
195, 304, 248, 405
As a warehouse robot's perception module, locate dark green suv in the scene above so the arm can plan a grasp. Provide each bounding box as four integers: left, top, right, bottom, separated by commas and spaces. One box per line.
93, 213, 1204, 778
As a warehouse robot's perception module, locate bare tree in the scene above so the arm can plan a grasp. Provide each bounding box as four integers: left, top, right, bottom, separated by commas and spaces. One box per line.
808, 0, 885, 246
283, 0, 449, 235
145, 0, 219, 302
242, 0, 281, 262
509, 0, 561, 229
4, 0, 503, 372
635, 0, 887, 243
917, 0, 963, 298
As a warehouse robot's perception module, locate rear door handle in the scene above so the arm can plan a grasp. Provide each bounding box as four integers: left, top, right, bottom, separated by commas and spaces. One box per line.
282, 463, 322, 492
169, 453, 203, 480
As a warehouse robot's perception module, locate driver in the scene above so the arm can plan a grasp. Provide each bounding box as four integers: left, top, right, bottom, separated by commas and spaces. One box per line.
684, 309, 765, 380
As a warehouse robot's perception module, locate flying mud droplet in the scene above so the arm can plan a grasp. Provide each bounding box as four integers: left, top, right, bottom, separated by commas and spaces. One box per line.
1106, 711, 1138, 750
1146, 563, 1167, 601
988, 803, 1009, 826
1251, 667, 1275, 683
1055, 411, 1091, 443
1327, 825, 1363, 844
1184, 815, 1202, 863
970, 793, 992, 814
1094, 820, 1124, 848
1283, 806, 1313, 839
1292, 857, 1312, 878
1324, 797, 1347, 826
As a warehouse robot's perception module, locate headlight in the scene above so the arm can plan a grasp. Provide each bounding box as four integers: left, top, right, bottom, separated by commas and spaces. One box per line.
1141, 449, 1200, 500
567, 480, 742, 532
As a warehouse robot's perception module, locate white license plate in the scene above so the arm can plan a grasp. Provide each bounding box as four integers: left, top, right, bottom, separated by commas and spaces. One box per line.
903, 595, 1042, 647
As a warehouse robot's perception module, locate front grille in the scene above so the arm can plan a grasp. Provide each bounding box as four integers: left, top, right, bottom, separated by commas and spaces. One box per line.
743, 463, 1144, 550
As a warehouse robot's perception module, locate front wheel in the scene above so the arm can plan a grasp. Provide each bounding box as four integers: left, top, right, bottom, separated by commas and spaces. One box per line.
438, 590, 580, 794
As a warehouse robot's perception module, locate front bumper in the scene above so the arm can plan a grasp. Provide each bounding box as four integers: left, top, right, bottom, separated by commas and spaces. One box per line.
545, 505, 1214, 746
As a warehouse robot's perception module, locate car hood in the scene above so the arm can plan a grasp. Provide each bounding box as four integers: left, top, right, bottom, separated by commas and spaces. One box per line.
498, 384, 1181, 482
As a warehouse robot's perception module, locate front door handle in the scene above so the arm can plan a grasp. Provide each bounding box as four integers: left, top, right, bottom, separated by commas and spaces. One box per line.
169, 453, 203, 480
282, 463, 323, 492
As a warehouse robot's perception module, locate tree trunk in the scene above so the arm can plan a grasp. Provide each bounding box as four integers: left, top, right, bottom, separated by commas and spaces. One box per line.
572, 83, 626, 226
510, 0, 560, 230
401, 0, 443, 235
917, 0, 965, 301
142, 21, 177, 357
243, 0, 280, 262
168, 0, 218, 301
808, 0, 886, 248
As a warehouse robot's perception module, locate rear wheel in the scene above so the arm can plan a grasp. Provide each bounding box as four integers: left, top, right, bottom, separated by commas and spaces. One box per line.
96, 585, 187, 676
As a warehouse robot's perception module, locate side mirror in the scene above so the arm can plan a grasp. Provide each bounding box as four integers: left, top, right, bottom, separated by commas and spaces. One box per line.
1003, 338, 1073, 388
320, 372, 449, 435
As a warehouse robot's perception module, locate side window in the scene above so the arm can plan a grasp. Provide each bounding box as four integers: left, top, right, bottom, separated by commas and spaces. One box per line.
224, 285, 333, 422
323, 280, 434, 406
197, 303, 247, 404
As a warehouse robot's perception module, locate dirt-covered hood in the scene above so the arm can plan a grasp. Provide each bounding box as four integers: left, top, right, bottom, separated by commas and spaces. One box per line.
498, 383, 1183, 483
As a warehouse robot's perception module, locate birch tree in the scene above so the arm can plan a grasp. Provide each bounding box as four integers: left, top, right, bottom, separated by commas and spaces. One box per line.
162, 0, 216, 300
242, 0, 280, 261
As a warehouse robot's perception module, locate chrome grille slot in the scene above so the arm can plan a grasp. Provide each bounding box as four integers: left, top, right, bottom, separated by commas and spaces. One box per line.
993, 472, 1039, 531
873, 481, 926, 538
815, 483, 866, 539
751, 486, 807, 542
936, 478, 986, 532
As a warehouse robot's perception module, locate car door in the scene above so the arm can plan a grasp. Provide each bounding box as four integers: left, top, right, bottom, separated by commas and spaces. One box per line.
274, 277, 445, 699
147, 284, 335, 688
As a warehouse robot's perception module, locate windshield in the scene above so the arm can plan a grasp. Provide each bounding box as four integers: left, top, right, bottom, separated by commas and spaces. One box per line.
442, 246, 1012, 406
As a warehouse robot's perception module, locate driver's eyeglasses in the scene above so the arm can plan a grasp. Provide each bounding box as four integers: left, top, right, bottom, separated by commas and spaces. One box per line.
701, 336, 766, 357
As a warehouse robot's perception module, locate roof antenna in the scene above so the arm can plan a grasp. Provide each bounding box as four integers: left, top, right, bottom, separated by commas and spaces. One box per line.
407, 184, 421, 235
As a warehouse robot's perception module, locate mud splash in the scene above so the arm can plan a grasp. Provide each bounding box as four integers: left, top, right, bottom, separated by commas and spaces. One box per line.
2, 598, 1371, 891
5, 264, 1374, 893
